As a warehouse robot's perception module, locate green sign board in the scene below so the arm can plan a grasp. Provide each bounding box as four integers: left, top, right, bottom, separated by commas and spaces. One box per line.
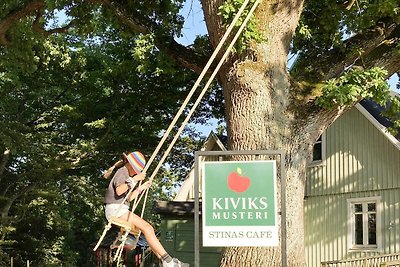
202, 160, 278, 247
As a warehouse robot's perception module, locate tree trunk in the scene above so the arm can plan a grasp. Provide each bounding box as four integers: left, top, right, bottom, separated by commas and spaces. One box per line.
218, 80, 310, 266
202, 0, 309, 265
202, 0, 351, 264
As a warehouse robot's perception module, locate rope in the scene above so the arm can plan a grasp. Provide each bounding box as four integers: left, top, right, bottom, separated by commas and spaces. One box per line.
140, 0, 253, 175
93, 0, 261, 257
133, 0, 262, 216
131, 0, 254, 212
149, 0, 262, 188
133, 0, 262, 210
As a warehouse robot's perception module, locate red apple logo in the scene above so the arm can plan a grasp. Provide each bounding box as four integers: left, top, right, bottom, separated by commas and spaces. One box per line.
227, 167, 251, 193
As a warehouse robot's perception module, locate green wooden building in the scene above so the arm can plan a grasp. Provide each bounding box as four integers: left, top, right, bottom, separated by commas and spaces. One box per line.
305, 98, 400, 266
154, 96, 400, 266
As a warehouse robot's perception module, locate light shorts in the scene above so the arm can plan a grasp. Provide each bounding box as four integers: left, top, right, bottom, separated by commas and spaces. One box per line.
105, 203, 130, 221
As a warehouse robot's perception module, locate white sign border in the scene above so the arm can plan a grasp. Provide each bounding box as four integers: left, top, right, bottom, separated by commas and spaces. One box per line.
201, 160, 278, 247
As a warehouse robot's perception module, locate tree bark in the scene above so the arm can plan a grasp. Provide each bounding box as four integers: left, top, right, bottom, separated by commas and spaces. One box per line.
0, 149, 10, 181
202, 0, 313, 266
291, 17, 400, 85
0, 0, 45, 45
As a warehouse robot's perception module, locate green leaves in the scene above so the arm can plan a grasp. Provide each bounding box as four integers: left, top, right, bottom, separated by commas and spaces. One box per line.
132, 33, 156, 73
316, 67, 400, 134
218, 0, 264, 54
0, 2, 212, 263
292, 0, 400, 67
298, 22, 312, 40
316, 67, 390, 108
83, 118, 107, 129
382, 94, 400, 135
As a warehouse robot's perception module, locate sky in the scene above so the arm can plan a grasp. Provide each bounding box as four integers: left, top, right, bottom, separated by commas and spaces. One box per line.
177, 0, 399, 136
176, 0, 219, 136
51, 0, 399, 94
51, 1, 399, 136
177, 0, 399, 91
176, 0, 207, 46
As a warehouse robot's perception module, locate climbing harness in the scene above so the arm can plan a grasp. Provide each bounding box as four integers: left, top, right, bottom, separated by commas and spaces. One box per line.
93, 0, 261, 264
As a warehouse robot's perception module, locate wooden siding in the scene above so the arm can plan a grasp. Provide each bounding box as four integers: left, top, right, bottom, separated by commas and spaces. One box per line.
306, 108, 400, 196
305, 108, 400, 266
159, 218, 221, 266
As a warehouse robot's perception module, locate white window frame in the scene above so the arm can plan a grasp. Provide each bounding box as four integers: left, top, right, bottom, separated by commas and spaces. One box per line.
309, 132, 326, 166
347, 196, 382, 252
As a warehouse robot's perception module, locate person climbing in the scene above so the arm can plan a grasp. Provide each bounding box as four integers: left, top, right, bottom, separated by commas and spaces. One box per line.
103, 151, 189, 267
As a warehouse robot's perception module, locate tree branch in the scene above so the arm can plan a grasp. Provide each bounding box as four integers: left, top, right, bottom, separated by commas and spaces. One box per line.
0, 184, 35, 219
0, 0, 46, 46
31, 6, 72, 36
357, 25, 400, 75
1, 0, 210, 74
324, 22, 399, 80
0, 171, 20, 197
0, 149, 10, 182
97, 0, 150, 34
292, 17, 399, 82
291, 18, 400, 141
95, 0, 211, 74
158, 37, 212, 74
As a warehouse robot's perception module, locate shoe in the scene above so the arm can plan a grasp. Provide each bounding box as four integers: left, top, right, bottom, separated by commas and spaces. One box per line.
161, 257, 189, 267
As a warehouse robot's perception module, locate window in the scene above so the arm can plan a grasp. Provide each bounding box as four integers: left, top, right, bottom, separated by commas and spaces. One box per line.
310, 133, 325, 165
347, 197, 381, 251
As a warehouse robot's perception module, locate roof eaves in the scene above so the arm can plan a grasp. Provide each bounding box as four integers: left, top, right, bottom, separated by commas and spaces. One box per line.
355, 103, 400, 151
154, 200, 201, 216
